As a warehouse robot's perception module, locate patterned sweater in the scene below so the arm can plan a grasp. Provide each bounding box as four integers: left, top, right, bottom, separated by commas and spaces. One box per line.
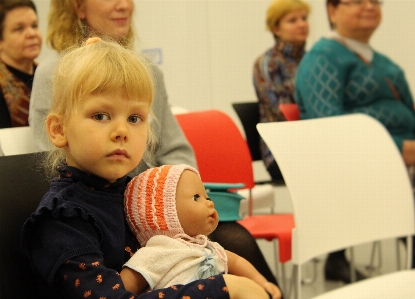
253, 41, 305, 168
0, 61, 35, 128
295, 38, 415, 151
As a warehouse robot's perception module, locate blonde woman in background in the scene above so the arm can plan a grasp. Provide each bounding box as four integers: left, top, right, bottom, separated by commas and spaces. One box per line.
253, 0, 310, 181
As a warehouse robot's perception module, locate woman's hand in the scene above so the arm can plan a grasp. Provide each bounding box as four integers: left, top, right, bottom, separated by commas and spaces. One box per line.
263, 281, 282, 299
223, 274, 270, 299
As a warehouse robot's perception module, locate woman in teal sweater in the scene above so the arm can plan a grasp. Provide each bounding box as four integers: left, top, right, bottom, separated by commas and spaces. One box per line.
295, 0, 415, 283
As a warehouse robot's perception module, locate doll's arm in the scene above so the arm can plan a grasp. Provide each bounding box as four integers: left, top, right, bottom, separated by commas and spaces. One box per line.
226, 250, 281, 299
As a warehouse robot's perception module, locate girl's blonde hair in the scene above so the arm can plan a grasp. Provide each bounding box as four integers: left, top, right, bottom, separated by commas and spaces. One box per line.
47, 0, 134, 52
266, 0, 311, 32
45, 38, 154, 175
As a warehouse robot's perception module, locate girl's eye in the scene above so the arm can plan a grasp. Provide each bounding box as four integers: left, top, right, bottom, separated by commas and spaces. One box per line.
193, 194, 200, 201
93, 113, 109, 121
128, 115, 141, 124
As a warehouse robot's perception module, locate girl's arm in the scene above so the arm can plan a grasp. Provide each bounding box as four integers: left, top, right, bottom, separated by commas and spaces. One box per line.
226, 250, 281, 299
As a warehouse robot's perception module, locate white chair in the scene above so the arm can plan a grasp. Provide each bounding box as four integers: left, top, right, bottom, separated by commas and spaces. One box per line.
0, 126, 39, 156
257, 114, 415, 299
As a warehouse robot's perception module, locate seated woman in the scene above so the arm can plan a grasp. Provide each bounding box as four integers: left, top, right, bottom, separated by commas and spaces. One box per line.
295, 0, 415, 282
0, 0, 41, 128
253, 0, 310, 180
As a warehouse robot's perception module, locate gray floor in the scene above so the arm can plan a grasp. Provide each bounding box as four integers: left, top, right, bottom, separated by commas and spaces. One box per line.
250, 168, 407, 299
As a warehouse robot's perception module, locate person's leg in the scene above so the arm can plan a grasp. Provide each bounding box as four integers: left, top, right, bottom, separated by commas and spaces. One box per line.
209, 221, 278, 285
266, 161, 284, 181
324, 249, 366, 283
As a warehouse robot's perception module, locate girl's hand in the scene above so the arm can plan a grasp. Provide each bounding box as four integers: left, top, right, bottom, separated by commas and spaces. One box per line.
263, 281, 282, 299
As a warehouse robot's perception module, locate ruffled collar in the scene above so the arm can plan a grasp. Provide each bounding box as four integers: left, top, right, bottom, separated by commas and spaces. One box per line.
55, 165, 129, 194
273, 39, 306, 60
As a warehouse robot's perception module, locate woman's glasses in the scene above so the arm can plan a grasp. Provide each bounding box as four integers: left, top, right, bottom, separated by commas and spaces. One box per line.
339, 0, 383, 6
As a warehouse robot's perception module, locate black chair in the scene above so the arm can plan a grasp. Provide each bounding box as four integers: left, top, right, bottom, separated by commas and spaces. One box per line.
232, 102, 284, 185
232, 102, 262, 161
0, 152, 50, 298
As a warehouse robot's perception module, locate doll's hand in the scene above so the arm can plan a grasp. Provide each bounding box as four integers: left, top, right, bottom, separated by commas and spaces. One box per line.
263, 281, 282, 299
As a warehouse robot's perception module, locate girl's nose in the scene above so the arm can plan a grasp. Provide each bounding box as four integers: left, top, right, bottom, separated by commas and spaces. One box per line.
112, 121, 128, 142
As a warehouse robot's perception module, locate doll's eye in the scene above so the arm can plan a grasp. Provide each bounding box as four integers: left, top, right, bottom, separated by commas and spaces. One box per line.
206, 197, 212, 201
193, 194, 200, 201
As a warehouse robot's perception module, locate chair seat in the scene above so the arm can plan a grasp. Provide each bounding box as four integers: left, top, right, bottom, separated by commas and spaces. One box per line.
312, 270, 415, 299
238, 214, 294, 263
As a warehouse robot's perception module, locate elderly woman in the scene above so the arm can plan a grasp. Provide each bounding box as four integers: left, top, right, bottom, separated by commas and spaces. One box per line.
295, 0, 415, 283
253, 0, 310, 180
0, 0, 41, 128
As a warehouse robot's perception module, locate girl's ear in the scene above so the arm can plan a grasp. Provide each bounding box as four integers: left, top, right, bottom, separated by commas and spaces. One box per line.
46, 113, 68, 148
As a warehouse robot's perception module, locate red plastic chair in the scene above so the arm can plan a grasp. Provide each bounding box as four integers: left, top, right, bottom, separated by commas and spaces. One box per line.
279, 103, 300, 121
175, 109, 294, 295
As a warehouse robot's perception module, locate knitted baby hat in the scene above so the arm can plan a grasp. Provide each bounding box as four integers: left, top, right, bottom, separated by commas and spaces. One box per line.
125, 164, 200, 246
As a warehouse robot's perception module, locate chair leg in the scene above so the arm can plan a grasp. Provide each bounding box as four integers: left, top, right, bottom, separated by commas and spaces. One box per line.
272, 239, 287, 296
301, 258, 319, 284
349, 247, 356, 283
366, 241, 382, 276
396, 238, 402, 270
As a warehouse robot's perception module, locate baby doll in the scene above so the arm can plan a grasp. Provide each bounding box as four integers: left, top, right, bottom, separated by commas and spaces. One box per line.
124, 164, 281, 298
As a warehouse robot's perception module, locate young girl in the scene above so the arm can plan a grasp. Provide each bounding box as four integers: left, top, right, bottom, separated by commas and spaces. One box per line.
20, 37, 271, 299
123, 164, 281, 299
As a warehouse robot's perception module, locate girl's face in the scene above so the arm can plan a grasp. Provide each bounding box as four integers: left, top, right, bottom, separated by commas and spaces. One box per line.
0, 6, 42, 69
175, 170, 219, 237
77, 0, 134, 41
272, 9, 309, 45
328, 1, 381, 42
61, 90, 149, 182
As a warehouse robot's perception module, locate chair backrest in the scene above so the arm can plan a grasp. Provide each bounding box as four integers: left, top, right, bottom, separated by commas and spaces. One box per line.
279, 103, 300, 121
0, 126, 39, 156
232, 102, 262, 161
175, 109, 255, 189
257, 114, 415, 267
0, 153, 50, 298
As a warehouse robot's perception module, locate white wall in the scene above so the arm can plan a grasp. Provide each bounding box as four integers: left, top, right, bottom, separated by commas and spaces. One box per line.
33, 0, 415, 125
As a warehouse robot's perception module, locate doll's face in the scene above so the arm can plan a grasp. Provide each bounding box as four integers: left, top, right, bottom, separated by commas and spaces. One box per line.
175, 170, 219, 237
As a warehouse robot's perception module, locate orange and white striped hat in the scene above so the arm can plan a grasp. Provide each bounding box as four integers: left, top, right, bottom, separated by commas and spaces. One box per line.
124, 164, 199, 246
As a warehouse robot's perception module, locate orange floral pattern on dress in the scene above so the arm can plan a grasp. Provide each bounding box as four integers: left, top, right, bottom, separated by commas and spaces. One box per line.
158, 292, 165, 298
125, 246, 134, 257
96, 274, 103, 283
75, 278, 80, 287
112, 284, 120, 290
222, 286, 229, 293
79, 263, 87, 270
197, 283, 204, 290
92, 261, 100, 266
83, 290, 92, 297
181, 296, 190, 299
170, 285, 177, 290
